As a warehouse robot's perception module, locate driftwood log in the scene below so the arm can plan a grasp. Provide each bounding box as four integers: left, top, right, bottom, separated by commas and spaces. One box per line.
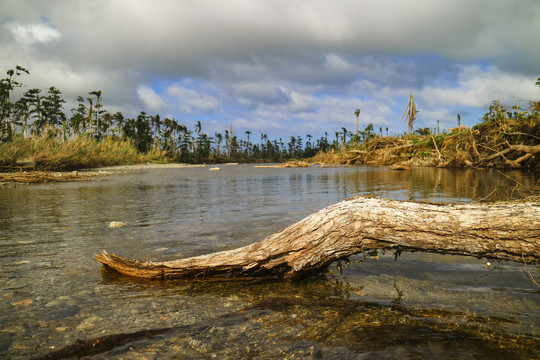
95, 196, 540, 280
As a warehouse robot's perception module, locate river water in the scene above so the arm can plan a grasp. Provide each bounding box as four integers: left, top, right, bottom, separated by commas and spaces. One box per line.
1, 165, 539, 359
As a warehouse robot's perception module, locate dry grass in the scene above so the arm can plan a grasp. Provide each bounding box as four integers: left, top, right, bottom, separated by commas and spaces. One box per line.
0, 135, 169, 172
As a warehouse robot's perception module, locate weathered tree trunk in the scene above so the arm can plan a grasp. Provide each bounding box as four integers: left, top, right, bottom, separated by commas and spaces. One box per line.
95, 196, 540, 280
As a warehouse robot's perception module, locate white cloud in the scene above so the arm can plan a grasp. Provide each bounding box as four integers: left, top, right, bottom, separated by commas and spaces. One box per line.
166, 84, 220, 114
418, 65, 538, 108
137, 85, 165, 110
4, 21, 60, 44
232, 82, 289, 106
324, 53, 356, 73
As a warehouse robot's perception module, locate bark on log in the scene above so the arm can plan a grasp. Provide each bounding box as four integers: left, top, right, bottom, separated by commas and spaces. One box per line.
95, 197, 540, 280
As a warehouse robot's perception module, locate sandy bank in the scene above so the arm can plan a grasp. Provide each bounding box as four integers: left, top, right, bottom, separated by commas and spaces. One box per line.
94, 163, 206, 171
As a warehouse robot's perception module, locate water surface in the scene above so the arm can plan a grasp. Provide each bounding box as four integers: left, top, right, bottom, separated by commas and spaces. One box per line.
1, 165, 539, 359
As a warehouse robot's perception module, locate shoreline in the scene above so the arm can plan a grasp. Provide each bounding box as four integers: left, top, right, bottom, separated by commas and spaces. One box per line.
0, 163, 206, 188
1, 159, 538, 188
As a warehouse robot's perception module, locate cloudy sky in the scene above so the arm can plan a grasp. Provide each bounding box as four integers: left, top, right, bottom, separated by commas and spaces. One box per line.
1, 0, 539, 139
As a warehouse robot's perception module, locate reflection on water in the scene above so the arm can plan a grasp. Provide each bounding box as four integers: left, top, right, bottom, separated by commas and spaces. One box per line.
0, 165, 539, 359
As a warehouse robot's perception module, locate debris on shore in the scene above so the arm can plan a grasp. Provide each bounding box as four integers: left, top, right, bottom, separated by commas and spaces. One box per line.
0, 171, 105, 188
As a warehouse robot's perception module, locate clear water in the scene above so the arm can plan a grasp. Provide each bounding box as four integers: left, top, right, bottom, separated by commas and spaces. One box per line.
1, 165, 539, 359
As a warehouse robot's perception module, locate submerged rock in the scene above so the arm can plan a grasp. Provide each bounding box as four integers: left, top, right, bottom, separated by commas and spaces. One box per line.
389, 164, 411, 171
108, 221, 126, 228
11, 299, 32, 307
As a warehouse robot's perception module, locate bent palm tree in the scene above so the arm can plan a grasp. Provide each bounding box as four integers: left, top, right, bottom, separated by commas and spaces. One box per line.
401, 94, 417, 136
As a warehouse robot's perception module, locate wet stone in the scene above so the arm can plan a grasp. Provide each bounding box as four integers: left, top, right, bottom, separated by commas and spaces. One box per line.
44, 300, 61, 308
0, 325, 25, 334
0, 333, 11, 352
76, 316, 102, 332
10, 299, 33, 307
74, 289, 93, 297
44, 305, 81, 321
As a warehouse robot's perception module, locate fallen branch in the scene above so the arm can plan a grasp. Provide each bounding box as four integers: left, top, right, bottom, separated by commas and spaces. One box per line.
430, 135, 442, 163
481, 144, 540, 163
95, 197, 540, 281
503, 132, 540, 141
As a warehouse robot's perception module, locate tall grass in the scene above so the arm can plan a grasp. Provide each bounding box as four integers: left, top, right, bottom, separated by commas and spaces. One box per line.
0, 135, 169, 171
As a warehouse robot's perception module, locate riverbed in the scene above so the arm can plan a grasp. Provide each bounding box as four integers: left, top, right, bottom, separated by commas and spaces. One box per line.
1, 165, 539, 359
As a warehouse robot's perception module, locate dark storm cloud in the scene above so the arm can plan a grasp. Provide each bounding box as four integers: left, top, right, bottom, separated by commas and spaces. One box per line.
1, 0, 539, 136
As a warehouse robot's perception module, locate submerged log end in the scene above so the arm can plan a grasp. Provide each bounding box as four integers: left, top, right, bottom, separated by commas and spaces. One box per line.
94, 250, 272, 280
94, 250, 174, 279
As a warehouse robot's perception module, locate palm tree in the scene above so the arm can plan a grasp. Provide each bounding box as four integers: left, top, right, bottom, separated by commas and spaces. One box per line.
112, 112, 125, 137
306, 134, 312, 149
89, 90, 101, 134
215, 132, 223, 156
163, 118, 179, 155
21, 88, 41, 137
150, 114, 161, 149
151, 114, 161, 136
354, 108, 361, 138
14, 97, 29, 139
26, 89, 46, 136
261, 133, 268, 153
42, 86, 66, 137
225, 129, 230, 157
245, 130, 251, 155
288, 136, 297, 157
102, 112, 113, 137
400, 94, 417, 136
86, 97, 93, 134
0, 66, 29, 141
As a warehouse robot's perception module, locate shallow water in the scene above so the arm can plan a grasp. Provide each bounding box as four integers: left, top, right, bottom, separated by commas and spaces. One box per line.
0, 165, 539, 359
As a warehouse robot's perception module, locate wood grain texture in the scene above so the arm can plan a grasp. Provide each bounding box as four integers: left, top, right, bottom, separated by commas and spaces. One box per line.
95, 197, 540, 280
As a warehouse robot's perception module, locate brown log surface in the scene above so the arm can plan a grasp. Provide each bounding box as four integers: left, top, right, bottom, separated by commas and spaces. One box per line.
95, 197, 540, 280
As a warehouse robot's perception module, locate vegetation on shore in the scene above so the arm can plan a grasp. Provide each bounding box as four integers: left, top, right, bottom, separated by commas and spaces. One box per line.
1, 65, 538, 172
310, 104, 540, 169
0, 66, 327, 169
0, 134, 167, 172
313, 81, 540, 169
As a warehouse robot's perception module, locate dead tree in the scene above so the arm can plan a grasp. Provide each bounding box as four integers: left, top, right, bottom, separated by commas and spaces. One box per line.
95, 196, 540, 280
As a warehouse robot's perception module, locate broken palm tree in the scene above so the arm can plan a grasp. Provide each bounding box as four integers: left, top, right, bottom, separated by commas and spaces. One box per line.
401, 94, 417, 136
95, 196, 540, 281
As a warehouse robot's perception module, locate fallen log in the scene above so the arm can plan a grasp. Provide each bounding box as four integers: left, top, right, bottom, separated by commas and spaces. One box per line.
479, 143, 540, 168
95, 196, 540, 280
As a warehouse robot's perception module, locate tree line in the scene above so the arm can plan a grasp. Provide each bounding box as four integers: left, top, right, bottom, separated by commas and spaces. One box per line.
2, 66, 368, 163
9, 66, 532, 165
